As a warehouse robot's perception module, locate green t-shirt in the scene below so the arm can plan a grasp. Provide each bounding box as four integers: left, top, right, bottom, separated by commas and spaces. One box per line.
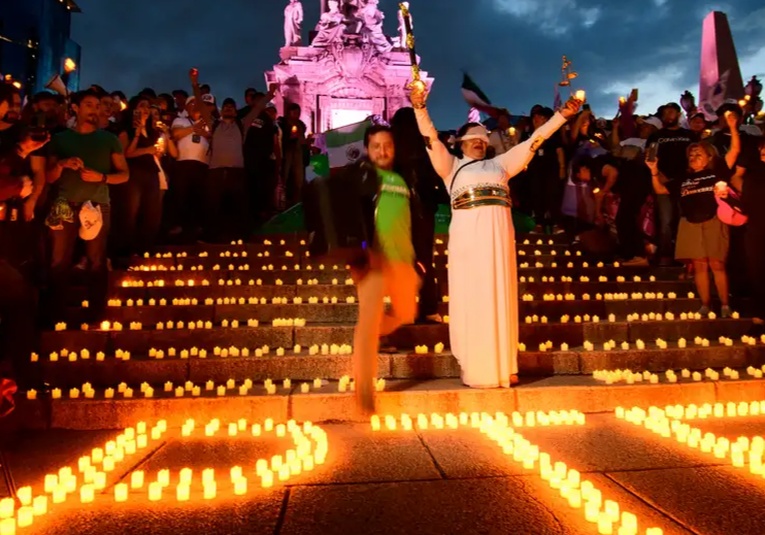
375, 168, 414, 263
49, 129, 123, 204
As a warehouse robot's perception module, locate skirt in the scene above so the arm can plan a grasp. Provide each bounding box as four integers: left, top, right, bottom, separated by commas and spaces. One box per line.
675, 217, 729, 261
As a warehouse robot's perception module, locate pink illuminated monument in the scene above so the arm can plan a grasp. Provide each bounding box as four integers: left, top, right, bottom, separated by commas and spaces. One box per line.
698, 11, 746, 120
265, 0, 433, 133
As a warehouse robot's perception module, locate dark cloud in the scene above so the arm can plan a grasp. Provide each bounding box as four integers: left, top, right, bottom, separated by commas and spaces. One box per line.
72, 0, 764, 127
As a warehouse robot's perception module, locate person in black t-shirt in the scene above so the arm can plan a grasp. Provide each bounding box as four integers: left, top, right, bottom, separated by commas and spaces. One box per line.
526, 106, 566, 232
646, 102, 695, 266
647, 111, 740, 317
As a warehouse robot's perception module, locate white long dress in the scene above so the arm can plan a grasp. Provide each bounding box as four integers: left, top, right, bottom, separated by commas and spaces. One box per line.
415, 110, 567, 388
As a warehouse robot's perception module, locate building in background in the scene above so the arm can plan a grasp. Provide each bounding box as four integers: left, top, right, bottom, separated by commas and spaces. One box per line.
0, 0, 81, 94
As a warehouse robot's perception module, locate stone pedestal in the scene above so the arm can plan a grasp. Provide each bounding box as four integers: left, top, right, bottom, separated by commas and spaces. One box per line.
265, 40, 433, 133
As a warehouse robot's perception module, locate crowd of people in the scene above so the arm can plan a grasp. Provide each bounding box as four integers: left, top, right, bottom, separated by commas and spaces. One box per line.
1, 68, 764, 414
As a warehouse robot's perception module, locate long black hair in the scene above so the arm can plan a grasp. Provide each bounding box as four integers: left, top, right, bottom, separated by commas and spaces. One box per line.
122, 94, 159, 143
390, 106, 447, 209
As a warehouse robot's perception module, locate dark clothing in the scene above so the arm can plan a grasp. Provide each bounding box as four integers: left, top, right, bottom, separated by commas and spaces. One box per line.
647, 128, 694, 181
742, 161, 765, 319
47, 202, 111, 324
168, 159, 207, 239
671, 166, 730, 223
527, 135, 563, 223
113, 130, 162, 256
0, 124, 22, 156
612, 158, 652, 259
712, 130, 760, 171
203, 167, 250, 242
0, 260, 36, 386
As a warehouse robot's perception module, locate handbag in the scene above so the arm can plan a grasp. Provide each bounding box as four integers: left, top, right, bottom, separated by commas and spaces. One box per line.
716, 187, 748, 226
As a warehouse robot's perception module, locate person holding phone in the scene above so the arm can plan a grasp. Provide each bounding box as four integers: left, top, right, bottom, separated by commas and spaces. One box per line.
646, 111, 740, 317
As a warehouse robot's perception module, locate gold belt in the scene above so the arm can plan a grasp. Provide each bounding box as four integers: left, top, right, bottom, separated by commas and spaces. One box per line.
452, 186, 511, 210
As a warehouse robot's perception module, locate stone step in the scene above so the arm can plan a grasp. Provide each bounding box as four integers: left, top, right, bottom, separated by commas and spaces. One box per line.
108, 266, 683, 288
11, 374, 765, 430
39, 319, 754, 354
27, 346, 765, 389
124, 248, 575, 269
70, 281, 697, 305
62, 298, 738, 326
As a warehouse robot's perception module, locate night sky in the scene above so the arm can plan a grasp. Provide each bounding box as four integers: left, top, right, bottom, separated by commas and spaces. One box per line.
71, 0, 765, 127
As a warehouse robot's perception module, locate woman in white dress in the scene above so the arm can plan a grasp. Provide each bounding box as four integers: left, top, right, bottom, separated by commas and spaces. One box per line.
409, 85, 581, 388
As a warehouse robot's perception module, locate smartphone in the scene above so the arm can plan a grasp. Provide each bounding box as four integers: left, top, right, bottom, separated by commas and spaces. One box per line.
192, 134, 201, 144
646, 142, 658, 162
630, 88, 639, 101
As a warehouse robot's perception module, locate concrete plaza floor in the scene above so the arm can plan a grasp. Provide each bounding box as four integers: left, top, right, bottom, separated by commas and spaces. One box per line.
3, 413, 765, 534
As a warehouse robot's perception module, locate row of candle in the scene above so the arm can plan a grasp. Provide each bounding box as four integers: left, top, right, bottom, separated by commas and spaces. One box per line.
617, 403, 765, 477
34, 342, 360, 363
370, 410, 586, 431
369, 410, 659, 534
0, 421, 168, 532
520, 334, 765, 354
106, 295, 367, 307
594, 365, 765, 385
0, 417, 327, 533
30, 373, 384, 400
518, 249, 582, 256
525, 291, 685, 302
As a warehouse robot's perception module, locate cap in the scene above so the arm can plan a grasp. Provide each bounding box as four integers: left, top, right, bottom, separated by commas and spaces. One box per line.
222, 97, 236, 107
642, 116, 663, 130
201, 94, 216, 105
186, 96, 196, 105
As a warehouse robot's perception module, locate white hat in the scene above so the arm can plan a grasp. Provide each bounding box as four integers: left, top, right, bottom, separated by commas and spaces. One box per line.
457, 125, 490, 144
201, 94, 216, 105
79, 201, 103, 241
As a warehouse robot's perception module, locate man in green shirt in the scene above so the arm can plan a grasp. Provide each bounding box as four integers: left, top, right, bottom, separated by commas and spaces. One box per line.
45, 89, 129, 323
351, 125, 418, 416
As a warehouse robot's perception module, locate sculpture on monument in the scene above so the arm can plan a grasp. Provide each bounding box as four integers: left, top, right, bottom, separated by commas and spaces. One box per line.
359, 0, 392, 54
312, 0, 345, 47
267, 1, 433, 132
396, 2, 410, 49
284, 0, 304, 47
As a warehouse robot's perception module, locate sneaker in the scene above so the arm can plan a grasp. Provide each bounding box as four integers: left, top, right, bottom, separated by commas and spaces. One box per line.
720, 305, 732, 319
698, 305, 711, 316
622, 257, 649, 266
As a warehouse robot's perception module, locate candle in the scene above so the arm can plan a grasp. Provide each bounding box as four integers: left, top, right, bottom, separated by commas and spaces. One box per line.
0, 498, 13, 519
80, 484, 95, 503
32, 495, 47, 516
148, 482, 162, 501
114, 483, 128, 502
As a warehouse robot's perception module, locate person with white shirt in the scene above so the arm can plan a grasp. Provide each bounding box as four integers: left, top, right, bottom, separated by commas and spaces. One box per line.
170, 96, 210, 240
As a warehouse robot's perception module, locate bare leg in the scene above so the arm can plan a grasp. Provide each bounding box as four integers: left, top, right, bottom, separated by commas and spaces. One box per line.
352, 268, 385, 417
380, 261, 418, 336
709, 259, 730, 307
693, 259, 711, 306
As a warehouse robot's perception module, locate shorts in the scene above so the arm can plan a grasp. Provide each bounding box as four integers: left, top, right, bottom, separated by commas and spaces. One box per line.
675, 216, 729, 261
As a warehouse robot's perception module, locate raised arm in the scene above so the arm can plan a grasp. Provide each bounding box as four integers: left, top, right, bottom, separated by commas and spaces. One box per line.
242, 84, 278, 129
409, 84, 455, 184
495, 112, 568, 178
722, 112, 741, 170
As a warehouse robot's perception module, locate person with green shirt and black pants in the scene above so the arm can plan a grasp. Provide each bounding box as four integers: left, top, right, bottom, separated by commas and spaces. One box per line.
45, 89, 129, 324
348, 124, 419, 416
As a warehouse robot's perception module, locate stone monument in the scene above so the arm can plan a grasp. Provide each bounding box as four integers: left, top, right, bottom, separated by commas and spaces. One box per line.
267, 0, 433, 133
698, 11, 745, 120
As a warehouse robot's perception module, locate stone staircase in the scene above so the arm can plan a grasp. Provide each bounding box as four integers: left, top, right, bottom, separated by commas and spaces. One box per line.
12, 233, 765, 430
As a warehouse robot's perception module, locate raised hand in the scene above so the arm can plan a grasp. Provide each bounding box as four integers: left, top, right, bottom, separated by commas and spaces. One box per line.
560, 98, 583, 119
